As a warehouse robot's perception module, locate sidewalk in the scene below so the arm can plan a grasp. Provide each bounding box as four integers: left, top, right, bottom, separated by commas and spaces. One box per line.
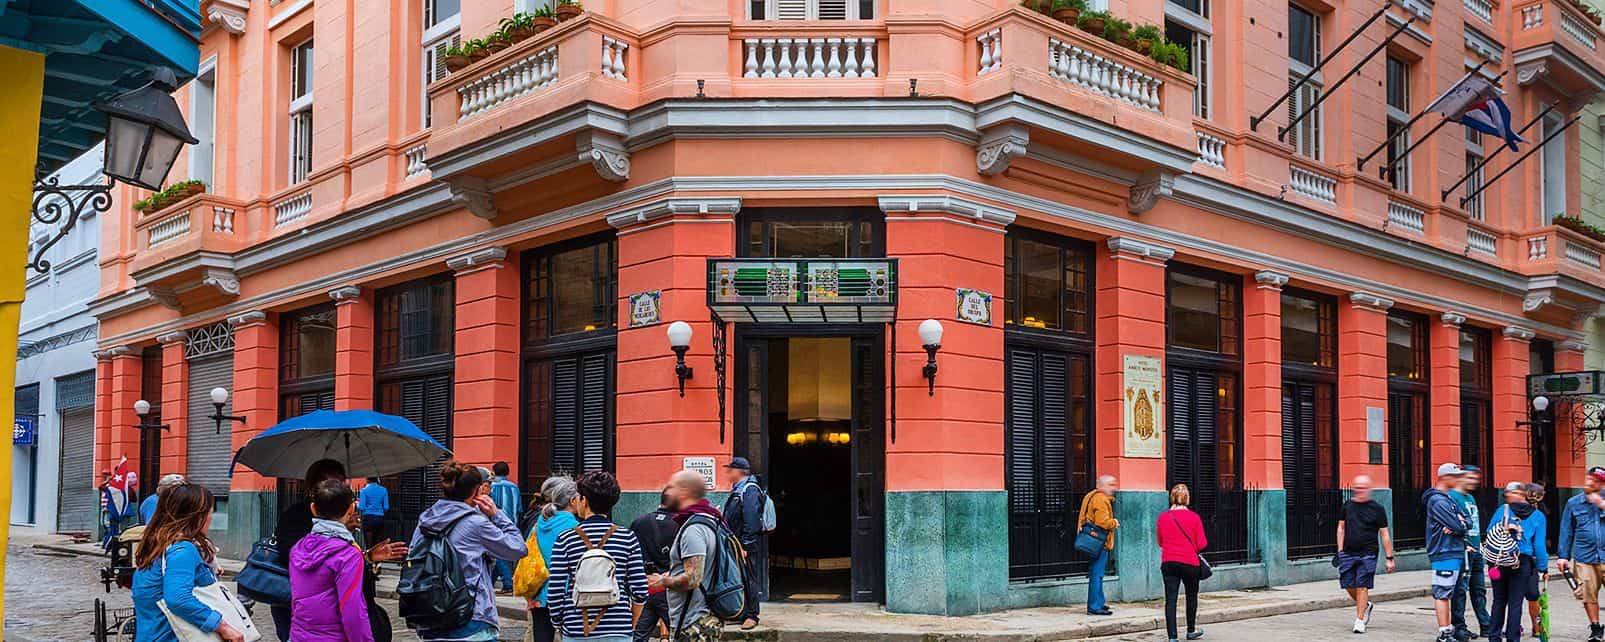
29, 535, 1429, 641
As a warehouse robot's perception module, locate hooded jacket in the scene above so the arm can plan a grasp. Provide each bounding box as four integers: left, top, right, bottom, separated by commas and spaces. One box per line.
408, 500, 529, 628
1423, 488, 1469, 563
533, 510, 580, 606
290, 520, 375, 642
1488, 501, 1548, 570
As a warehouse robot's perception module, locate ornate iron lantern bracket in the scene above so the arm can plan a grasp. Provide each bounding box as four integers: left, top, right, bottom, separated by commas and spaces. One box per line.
30, 177, 113, 274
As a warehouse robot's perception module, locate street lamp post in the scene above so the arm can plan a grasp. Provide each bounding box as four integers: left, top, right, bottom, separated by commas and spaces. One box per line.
132, 399, 170, 433
207, 387, 247, 434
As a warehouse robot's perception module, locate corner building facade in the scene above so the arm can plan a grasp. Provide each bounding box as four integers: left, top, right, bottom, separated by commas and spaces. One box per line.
95, 0, 1605, 614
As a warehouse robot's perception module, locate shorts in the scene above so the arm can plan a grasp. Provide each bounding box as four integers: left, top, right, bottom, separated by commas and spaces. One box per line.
1573, 562, 1605, 604
1431, 559, 1464, 601
1336, 552, 1378, 589
673, 613, 723, 642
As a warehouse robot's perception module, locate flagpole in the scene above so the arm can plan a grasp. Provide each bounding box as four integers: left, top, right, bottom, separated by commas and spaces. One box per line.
1440, 102, 1556, 201
1356, 60, 1492, 171
1279, 13, 1419, 142
1458, 115, 1579, 208
1250, 1, 1395, 132
1377, 69, 1510, 179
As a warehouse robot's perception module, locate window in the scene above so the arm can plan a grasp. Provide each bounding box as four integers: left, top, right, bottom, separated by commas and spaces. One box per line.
289, 39, 314, 184
1166, 0, 1211, 119
1287, 4, 1322, 159
280, 305, 337, 383
376, 275, 455, 537
526, 236, 617, 341
749, 0, 873, 20
740, 208, 883, 258
422, 0, 461, 128
1280, 289, 1338, 560
139, 347, 164, 498
377, 275, 454, 366
1385, 56, 1411, 192
189, 63, 216, 188
1386, 312, 1427, 381
1385, 310, 1429, 549
1280, 290, 1334, 368
1542, 111, 1567, 224
1006, 347, 1094, 580
1459, 327, 1493, 477
1465, 125, 1487, 220
1167, 270, 1240, 356
1004, 231, 1092, 335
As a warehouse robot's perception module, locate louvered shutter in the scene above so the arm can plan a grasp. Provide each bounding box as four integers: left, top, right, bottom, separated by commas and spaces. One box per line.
578, 353, 611, 472
1006, 349, 1039, 517
551, 359, 579, 473
426, 34, 460, 83
57, 407, 97, 533
548, 351, 615, 475
816, 0, 848, 19
1288, 78, 1322, 159
1167, 368, 1193, 488
1281, 383, 1299, 494
186, 355, 235, 496
774, 0, 808, 19
394, 374, 452, 535
1039, 352, 1069, 515
1194, 371, 1219, 515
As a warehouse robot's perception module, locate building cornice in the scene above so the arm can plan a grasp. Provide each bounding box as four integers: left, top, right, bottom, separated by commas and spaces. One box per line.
605, 196, 742, 228
878, 195, 1016, 226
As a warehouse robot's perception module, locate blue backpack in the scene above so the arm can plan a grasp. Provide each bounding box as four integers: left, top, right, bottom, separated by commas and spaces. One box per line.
675, 514, 748, 624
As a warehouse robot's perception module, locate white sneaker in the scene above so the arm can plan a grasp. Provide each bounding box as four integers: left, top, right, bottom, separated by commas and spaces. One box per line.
1363, 601, 1374, 625
1353, 619, 1366, 634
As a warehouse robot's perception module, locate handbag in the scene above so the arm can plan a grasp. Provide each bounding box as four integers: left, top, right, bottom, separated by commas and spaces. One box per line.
1170, 511, 1213, 581
1481, 509, 1521, 569
1073, 491, 1110, 557
157, 557, 262, 642
512, 530, 550, 599
234, 537, 291, 606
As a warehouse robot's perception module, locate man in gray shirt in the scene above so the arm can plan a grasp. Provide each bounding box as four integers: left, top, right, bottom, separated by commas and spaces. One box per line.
649, 470, 725, 641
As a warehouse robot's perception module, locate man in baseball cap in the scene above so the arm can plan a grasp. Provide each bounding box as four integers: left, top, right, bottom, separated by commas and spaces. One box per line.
720, 456, 767, 629
1560, 466, 1605, 641
1426, 463, 1471, 642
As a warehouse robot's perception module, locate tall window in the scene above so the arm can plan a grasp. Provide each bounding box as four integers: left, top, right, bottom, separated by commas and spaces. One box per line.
189, 63, 216, 188
377, 275, 455, 536
1385, 56, 1412, 192
523, 235, 619, 499
1465, 126, 1487, 220
1280, 289, 1338, 560
1166, 0, 1211, 119
1003, 229, 1096, 581
289, 39, 314, 184
1288, 4, 1323, 159
1542, 111, 1567, 224
278, 304, 337, 511
139, 347, 164, 498
1459, 327, 1493, 477
749, 0, 874, 20
422, 0, 461, 128
1167, 266, 1248, 563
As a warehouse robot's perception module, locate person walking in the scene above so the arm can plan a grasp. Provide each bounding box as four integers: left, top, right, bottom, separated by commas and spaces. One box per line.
131, 482, 247, 642
649, 470, 726, 642
1453, 466, 1492, 641
490, 462, 522, 595
1157, 484, 1207, 642
526, 475, 581, 642
720, 457, 766, 630
290, 479, 376, 642
1076, 474, 1119, 616
548, 470, 650, 641
1525, 483, 1549, 639
274, 459, 354, 639
1427, 463, 1473, 642
1337, 475, 1395, 634
631, 487, 681, 642
1557, 466, 1605, 642
139, 473, 186, 524
1486, 481, 1549, 642
408, 460, 529, 641
357, 477, 390, 546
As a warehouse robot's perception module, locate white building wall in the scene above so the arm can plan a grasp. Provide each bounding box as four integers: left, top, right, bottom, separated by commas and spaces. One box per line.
13, 146, 103, 531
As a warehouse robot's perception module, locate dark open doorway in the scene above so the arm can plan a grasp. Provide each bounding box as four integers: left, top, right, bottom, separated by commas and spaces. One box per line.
736, 326, 885, 604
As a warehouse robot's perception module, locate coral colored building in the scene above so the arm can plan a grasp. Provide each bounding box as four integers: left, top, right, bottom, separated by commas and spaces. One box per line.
94, 0, 1605, 614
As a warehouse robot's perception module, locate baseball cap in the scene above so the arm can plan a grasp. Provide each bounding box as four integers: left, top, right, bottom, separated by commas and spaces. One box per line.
724, 456, 752, 471
1504, 481, 1526, 493
1437, 462, 1468, 477
1589, 466, 1605, 483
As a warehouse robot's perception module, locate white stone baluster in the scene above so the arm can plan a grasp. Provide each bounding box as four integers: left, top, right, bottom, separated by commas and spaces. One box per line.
843, 37, 860, 77
761, 39, 777, 77
826, 38, 843, 77
744, 39, 760, 77
860, 38, 876, 77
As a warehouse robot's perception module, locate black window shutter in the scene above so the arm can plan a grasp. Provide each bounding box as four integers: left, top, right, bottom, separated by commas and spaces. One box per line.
578, 353, 612, 472
551, 358, 580, 474
1167, 368, 1193, 489
1007, 349, 1040, 515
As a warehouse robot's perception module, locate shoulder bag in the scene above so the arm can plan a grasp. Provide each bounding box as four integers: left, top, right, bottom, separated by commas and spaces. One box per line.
157, 555, 263, 642
233, 537, 291, 606
1481, 509, 1521, 569
1170, 511, 1213, 581
1074, 492, 1109, 557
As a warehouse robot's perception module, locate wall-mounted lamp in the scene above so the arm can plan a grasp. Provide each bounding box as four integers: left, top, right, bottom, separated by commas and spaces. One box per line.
207, 387, 247, 434
133, 399, 170, 432
1533, 395, 1550, 413
918, 319, 943, 396
667, 321, 694, 397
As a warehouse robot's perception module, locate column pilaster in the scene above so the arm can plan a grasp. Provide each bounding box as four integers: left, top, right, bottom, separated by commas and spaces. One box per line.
330, 285, 375, 410
447, 247, 521, 472
106, 346, 142, 479
1492, 326, 1535, 485
1244, 270, 1287, 489
1338, 292, 1392, 482
1431, 312, 1466, 466
228, 311, 278, 493
1095, 237, 1174, 490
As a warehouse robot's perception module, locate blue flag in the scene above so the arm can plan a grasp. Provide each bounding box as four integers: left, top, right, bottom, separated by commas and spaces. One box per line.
1425, 71, 1525, 151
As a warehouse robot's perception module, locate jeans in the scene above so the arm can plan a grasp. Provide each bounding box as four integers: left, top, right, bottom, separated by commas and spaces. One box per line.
1489, 557, 1537, 642
1454, 550, 1492, 635
525, 607, 556, 642
633, 592, 670, 642
740, 540, 767, 620
1162, 561, 1202, 640
1087, 547, 1110, 612
494, 558, 515, 591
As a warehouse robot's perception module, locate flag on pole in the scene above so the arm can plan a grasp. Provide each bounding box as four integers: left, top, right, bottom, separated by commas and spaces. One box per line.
104, 455, 137, 519
1424, 70, 1525, 151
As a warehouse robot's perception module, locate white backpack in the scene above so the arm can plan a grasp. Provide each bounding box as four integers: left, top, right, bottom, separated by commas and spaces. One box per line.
571, 525, 621, 635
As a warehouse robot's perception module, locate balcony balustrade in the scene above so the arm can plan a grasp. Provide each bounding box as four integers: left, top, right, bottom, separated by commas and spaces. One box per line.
1386, 199, 1426, 234
129, 193, 248, 274
1288, 164, 1337, 205
742, 37, 877, 78
1512, 0, 1605, 95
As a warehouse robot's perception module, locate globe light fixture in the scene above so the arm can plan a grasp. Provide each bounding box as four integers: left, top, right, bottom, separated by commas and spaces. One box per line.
667, 321, 694, 397
918, 319, 944, 396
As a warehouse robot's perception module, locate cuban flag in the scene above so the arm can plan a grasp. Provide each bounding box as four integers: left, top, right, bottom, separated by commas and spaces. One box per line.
1425, 71, 1525, 151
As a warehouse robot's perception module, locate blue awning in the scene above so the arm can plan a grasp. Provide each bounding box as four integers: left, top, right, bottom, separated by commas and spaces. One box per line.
0, 0, 201, 176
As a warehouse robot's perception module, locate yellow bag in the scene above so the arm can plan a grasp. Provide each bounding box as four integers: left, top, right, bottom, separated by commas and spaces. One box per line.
512, 531, 549, 599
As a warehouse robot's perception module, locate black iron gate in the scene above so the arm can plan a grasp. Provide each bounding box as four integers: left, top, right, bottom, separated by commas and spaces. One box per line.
1283, 380, 1340, 559
1005, 345, 1095, 580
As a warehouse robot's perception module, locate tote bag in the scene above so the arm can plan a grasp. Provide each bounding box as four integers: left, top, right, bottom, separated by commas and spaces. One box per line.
157, 557, 262, 642
513, 530, 550, 599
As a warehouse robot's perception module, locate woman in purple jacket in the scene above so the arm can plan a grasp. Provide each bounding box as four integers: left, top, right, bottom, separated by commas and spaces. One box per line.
290, 479, 375, 642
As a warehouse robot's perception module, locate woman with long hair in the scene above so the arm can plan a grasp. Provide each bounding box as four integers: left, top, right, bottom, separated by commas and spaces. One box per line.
409, 460, 528, 641
1157, 484, 1208, 642
132, 483, 246, 642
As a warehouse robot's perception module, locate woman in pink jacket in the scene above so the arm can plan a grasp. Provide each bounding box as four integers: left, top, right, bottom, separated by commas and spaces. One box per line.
1156, 484, 1208, 642
290, 479, 375, 642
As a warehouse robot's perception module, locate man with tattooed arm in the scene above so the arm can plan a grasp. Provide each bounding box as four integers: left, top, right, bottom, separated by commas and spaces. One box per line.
648, 470, 726, 642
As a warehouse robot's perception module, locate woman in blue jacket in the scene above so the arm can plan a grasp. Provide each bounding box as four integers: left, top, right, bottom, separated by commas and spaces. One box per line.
132, 482, 245, 642
1486, 481, 1549, 642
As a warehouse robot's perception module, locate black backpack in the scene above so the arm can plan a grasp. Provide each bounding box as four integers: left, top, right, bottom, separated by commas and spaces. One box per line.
397, 513, 475, 632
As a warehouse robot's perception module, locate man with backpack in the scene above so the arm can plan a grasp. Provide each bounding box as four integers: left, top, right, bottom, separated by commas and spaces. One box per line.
652, 470, 745, 642
720, 457, 770, 630
547, 471, 650, 641
631, 487, 682, 642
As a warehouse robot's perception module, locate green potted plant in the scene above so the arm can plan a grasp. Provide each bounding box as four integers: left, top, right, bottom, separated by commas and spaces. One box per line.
531, 6, 558, 30
555, 0, 583, 21
444, 43, 471, 71
1152, 41, 1189, 72
133, 197, 150, 214
1051, 0, 1086, 24
485, 29, 511, 53
1131, 24, 1162, 55
1102, 15, 1132, 45
181, 179, 205, 197
464, 39, 490, 62
1077, 10, 1109, 36
501, 13, 536, 42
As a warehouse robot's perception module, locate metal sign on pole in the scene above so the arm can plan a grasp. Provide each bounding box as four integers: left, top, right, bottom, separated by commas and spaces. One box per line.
1249, 1, 1395, 132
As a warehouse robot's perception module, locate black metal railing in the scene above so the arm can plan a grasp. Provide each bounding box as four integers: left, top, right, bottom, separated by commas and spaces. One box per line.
1391, 486, 1430, 550
1287, 487, 1348, 560
1197, 487, 1261, 566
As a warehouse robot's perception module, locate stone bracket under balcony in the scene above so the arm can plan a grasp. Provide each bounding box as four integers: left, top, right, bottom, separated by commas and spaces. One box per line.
1513, 0, 1605, 96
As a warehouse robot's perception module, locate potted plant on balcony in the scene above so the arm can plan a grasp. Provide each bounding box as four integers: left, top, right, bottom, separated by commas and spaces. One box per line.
485, 29, 511, 53
1102, 15, 1132, 46
531, 6, 558, 30
444, 43, 471, 71
1077, 9, 1109, 36
1151, 40, 1190, 73
1556, 215, 1605, 242
133, 197, 150, 214
501, 13, 536, 43
555, 0, 583, 21
1051, 0, 1086, 24
464, 39, 490, 62
179, 179, 205, 197
1131, 23, 1162, 55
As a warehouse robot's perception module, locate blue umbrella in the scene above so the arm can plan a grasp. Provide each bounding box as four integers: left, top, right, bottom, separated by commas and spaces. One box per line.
231, 409, 450, 479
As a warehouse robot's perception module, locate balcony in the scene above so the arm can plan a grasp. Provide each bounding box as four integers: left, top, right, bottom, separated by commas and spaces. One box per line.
1520, 225, 1605, 275
1512, 0, 1605, 95
128, 193, 248, 310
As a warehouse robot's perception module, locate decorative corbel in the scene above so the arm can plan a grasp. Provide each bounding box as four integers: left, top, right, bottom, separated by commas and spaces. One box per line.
976, 125, 1028, 176
1440, 311, 1468, 327
578, 131, 630, 183
1349, 291, 1396, 312
201, 268, 241, 297
1128, 170, 1176, 215
1253, 270, 1290, 290
328, 285, 363, 303
446, 247, 509, 272
204, 0, 250, 35
228, 310, 269, 327
156, 330, 189, 345
1516, 60, 1550, 86
1523, 293, 1555, 313
1502, 325, 1537, 342
146, 286, 181, 311
448, 176, 500, 220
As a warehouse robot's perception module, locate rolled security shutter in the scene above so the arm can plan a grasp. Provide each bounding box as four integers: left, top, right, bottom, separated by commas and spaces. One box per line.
56, 403, 96, 534
187, 355, 235, 496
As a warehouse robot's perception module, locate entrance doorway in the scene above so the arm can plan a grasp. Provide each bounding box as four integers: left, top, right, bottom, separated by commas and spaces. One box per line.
736, 328, 884, 603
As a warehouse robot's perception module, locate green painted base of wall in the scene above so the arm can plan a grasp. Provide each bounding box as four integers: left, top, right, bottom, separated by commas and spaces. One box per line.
220, 491, 276, 559
885, 490, 1008, 616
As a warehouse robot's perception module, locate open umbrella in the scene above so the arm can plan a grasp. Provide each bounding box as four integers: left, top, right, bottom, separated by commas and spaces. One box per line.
231, 409, 449, 479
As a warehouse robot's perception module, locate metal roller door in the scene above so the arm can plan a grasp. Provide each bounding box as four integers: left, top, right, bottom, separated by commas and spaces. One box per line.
187, 355, 235, 496
56, 406, 96, 534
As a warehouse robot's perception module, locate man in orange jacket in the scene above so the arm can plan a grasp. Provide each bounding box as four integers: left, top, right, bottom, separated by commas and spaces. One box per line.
1078, 475, 1120, 615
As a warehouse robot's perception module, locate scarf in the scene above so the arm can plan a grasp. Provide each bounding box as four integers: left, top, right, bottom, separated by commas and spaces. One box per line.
673, 499, 723, 526
311, 517, 357, 545
1508, 502, 1536, 520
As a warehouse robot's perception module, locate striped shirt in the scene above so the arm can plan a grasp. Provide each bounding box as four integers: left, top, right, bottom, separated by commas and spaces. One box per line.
548, 515, 650, 638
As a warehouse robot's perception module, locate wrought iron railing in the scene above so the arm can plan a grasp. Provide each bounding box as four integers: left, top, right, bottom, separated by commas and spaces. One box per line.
1391, 485, 1430, 550
1287, 487, 1347, 560
1197, 486, 1261, 566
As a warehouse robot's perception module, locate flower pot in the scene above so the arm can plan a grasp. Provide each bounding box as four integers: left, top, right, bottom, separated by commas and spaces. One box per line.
444, 54, 471, 72
509, 26, 535, 41
184, 183, 204, 197
468, 49, 489, 62
533, 17, 557, 30
486, 39, 509, 53
555, 4, 582, 20
1079, 18, 1105, 35
1053, 8, 1080, 23
1133, 38, 1154, 55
